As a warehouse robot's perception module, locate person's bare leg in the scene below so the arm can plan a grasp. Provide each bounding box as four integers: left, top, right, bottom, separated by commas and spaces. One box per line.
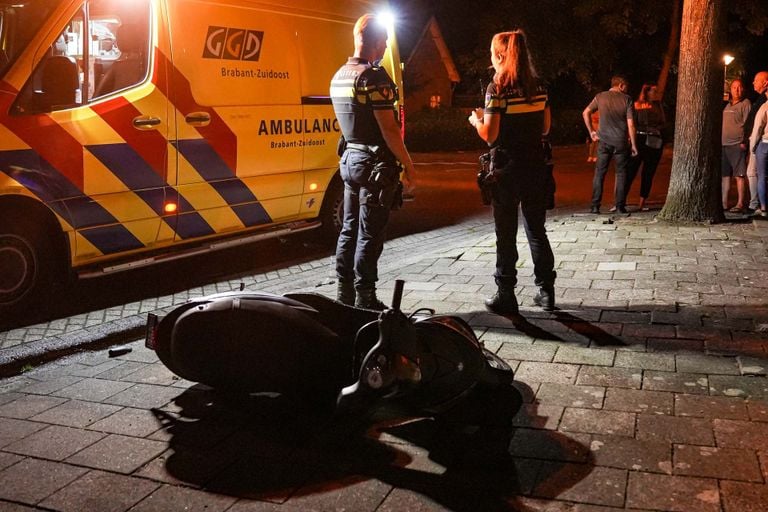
735, 177, 747, 209
722, 177, 731, 209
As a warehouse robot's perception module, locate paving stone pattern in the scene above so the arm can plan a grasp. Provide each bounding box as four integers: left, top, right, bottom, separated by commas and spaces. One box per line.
0, 212, 767, 510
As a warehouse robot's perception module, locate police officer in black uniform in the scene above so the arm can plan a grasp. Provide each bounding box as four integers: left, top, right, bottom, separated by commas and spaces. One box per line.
330, 13, 415, 310
469, 30, 556, 315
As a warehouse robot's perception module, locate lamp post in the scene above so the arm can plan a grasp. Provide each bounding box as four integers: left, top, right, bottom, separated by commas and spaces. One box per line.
723, 54, 734, 101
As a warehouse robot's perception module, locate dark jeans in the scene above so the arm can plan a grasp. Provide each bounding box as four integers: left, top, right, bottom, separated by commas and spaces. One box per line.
492, 167, 556, 291
757, 141, 768, 210
591, 141, 631, 209
335, 148, 391, 290
626, 142, 663, 199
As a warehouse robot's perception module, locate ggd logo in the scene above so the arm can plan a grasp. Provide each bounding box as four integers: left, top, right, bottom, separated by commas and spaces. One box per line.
203, 26, 264, 61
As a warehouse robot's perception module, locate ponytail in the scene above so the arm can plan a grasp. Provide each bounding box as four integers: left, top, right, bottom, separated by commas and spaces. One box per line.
491, 30, 537, 101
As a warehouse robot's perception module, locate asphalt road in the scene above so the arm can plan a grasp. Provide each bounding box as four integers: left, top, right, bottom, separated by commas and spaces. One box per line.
8, 145, 673, 330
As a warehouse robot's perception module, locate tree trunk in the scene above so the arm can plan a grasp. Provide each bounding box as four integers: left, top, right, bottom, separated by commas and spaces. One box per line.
658, 0, 724, 223
656, 0, 681, 101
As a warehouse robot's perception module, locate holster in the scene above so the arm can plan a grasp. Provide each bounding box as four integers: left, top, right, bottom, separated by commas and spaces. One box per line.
477, 152, 497, 206
367, 160, 403, 209
336, 134, 347, 157
477, 147, 509, 206
346, 142, 403, 209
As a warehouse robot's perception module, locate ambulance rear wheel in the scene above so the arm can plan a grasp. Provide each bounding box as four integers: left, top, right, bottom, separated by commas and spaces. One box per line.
318, 175, 344, 245
0, 214, 57, 313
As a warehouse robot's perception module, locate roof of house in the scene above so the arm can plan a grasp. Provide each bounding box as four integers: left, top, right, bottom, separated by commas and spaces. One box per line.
405, 15, 460, 83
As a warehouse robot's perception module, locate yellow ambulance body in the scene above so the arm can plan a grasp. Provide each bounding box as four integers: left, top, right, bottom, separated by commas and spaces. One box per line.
0, 0, 403, 311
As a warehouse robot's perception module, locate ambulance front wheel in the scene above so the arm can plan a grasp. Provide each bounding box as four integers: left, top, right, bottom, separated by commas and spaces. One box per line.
317, 175, 344, 245
0, 206, 62, 314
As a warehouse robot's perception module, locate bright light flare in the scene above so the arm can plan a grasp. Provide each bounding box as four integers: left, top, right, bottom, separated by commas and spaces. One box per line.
377, 9, 396, 32
164, 202, 178, 213
309, 182, 318, 191
723, 54, 734, 66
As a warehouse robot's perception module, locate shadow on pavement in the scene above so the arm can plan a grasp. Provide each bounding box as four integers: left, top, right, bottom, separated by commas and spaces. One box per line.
552, 311, 628, 347
149, 381, 594, 511
468, 309, 628, 347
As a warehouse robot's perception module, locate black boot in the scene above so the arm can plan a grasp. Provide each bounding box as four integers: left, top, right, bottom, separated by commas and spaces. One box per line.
337, 281, 355, 306
533, 286, 555, 311
484, 289, 518, 315
355, 287, 386, 310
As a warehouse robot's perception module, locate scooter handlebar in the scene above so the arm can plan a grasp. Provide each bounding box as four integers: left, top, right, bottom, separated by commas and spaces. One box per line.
391, 279, 404, 311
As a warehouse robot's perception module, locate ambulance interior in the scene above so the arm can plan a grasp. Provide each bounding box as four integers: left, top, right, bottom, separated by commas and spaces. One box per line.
10, 0, 150, 114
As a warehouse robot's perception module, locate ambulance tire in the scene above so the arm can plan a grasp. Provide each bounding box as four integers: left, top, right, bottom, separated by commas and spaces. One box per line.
0, 210, 60, 313
317, 175, 344, 245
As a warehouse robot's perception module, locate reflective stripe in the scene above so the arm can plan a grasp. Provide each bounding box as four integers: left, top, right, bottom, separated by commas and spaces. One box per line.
0, 82, 85, 190
86, 142, 215, 239
175, 139, 270, 228
486, 90, 548, 115
155, 50, 238, 173
485, 97, 503, 111
154, 50, 273, 230
505, 101, 546, 114
91, 96, 168, 177
62, 195, 128, 230
175, 209, 223, 239
506, 94, 548, 105
0, 149, 80, 203
78, 224, 144, 254
0, 51, 278, 256
87, 143, 166, 191
330, 86, 355, 97
0, 145, 146, 254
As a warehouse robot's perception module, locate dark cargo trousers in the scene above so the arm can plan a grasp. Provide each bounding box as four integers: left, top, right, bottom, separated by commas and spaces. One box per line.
492, 166, 556, 291
335, 148, 391, 290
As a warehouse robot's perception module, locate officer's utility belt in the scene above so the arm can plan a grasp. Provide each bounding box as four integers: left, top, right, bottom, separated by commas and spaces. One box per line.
346, 142, 392, 160
476, 145, 556, 210
346, 142, 400, 181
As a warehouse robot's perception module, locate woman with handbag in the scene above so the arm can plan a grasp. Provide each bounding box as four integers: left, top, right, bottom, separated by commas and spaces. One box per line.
625, 83, 665, 211
468, 30, 556, 315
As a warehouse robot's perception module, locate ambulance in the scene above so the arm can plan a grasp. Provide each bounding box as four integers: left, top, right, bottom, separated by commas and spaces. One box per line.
0, 0, 404, 313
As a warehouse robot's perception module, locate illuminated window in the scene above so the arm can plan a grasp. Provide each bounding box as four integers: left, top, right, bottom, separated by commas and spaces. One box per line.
429, 95, 441, 108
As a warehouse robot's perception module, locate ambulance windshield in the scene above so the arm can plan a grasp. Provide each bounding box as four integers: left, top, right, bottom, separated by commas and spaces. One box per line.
0, 0, 58, 78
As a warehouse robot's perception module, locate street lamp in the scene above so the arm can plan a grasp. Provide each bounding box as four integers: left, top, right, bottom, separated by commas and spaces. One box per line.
723, 54, 734, 101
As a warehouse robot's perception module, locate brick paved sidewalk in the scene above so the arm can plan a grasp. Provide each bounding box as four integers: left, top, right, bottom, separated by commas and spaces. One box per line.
0, 210, 767, 511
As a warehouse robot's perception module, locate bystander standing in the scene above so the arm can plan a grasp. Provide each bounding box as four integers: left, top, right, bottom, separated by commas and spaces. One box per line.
721, 79, 751, 213
582, 76, 639, 214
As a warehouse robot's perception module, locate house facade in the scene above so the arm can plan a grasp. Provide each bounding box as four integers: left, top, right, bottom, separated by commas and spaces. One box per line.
403, 16, 460, 111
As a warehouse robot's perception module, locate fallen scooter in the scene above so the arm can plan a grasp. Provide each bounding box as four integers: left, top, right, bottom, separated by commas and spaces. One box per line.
145, 280, 516, 416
